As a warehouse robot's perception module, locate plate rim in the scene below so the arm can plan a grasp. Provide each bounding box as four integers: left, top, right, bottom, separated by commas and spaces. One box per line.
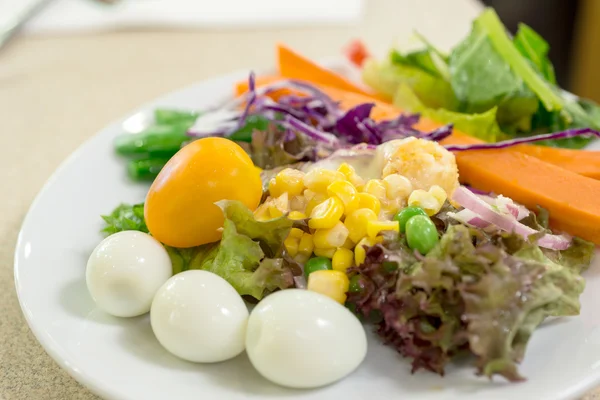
13, 68, 600, 400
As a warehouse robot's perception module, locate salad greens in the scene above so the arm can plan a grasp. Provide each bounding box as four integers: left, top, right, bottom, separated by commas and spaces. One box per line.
101, 203, 148, 235
237, 124, 315, 170
363, 8, 600, 148
347, 220, 593, 381
114, 108, 269, 181
394, 84, 503, 142
102, 201, 299, 300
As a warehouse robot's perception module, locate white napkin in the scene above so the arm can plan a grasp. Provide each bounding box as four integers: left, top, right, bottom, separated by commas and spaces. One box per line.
0, 0, 365, 34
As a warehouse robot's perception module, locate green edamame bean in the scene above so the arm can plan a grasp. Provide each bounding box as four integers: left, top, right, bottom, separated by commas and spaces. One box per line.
304, 257, 332, 277
394, 206, 428, 233
348, 275, 363, 293
405, 215, 439, 254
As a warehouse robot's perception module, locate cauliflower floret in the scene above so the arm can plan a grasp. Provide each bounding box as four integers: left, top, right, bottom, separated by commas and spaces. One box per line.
380, 137, 459, 198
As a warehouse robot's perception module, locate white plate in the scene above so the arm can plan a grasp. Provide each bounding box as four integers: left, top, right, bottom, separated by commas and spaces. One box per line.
14, 70, 600, 400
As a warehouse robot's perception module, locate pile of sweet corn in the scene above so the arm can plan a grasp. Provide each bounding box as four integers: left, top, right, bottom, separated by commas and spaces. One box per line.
254, 162, 449, 303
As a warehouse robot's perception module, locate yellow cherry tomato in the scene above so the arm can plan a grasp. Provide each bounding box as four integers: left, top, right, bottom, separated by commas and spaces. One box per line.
145, 137, 262, 248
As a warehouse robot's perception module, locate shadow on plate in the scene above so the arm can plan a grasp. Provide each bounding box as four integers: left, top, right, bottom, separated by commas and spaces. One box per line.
59, 277, 96, 318
355, 332, 510, 395
115, 315, 321, 397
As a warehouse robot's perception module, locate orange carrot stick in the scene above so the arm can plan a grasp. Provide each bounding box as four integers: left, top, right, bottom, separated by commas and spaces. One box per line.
509, 145, 600, 180
276, 44, 385, 100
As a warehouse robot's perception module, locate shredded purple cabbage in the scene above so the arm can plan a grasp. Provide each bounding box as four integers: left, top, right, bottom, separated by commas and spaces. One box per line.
237, 72, 257, 129
445, 128, 600, 151
284, 116, 340, 146
189, 73, 454, 148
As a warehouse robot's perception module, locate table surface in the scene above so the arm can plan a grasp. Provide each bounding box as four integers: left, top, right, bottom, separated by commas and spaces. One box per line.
1, 1, 599, 399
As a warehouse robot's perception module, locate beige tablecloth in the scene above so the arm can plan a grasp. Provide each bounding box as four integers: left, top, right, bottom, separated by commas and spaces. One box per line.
1, 1, 599, 399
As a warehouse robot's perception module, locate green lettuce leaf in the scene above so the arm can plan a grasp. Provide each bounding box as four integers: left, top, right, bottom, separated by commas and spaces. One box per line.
448, 12, 540, 130
101, 203, 148, 235
449, 22, 529, 113
390, 49, 445, 79
216, 200, 294, 258
542, 237, 596, 274
184, 200, 296, 299
513, 23, 556, 84
530, 94, 598, 149
237, 124, 313, 170
393, 83, 502, 142
165, 244, 219, 275
199, 217, 268, 297
362, 58, 458, 110
473, 9, 563, 112
413, 31, 450, 65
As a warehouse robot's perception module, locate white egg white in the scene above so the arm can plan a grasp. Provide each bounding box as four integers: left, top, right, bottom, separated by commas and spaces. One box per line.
150, 270, 249, 363
86, 230, 173, 317
245, 289, 367, 389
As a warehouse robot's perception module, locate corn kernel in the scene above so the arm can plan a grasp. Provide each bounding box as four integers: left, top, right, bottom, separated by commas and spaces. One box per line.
355, 193, 381, 215
332, 248, 354, 272
337, 162, 365, 189
354, 241, 367, 266
309, 196, 344, 229
327, 180, 359, 212
354, 237, 383, 266
313, 221, 349, 249
363, 179, 387, 201
268, 178, 279, 196
269, 207, 284, 218
254, 203, 270, 221
303, 168, 345, 193
382, 197, 404, 218
265, 192, 289, 218
342, 237, 355, 249
367, 220, 400, 238
284, 236, 299, 257
429, 185, 447, 205
337, 162, 355, 179
304, 191, 328, 215
288, 211, 307, 220
313, 247, 336, 258
294, 254, 310, 264
298, 232, 314, 256
307, 270, 350, 303
303, 189, 318, 202
344, 208, 378, 243
408, 189, 443, 216
289, 195, 305, 212
271, 168, 305, 197
383, 173, 413, 200
289, 227, 304, 239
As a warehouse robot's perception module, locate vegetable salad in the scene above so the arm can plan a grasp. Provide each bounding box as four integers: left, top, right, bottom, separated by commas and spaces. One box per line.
88, 7, 598, 390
